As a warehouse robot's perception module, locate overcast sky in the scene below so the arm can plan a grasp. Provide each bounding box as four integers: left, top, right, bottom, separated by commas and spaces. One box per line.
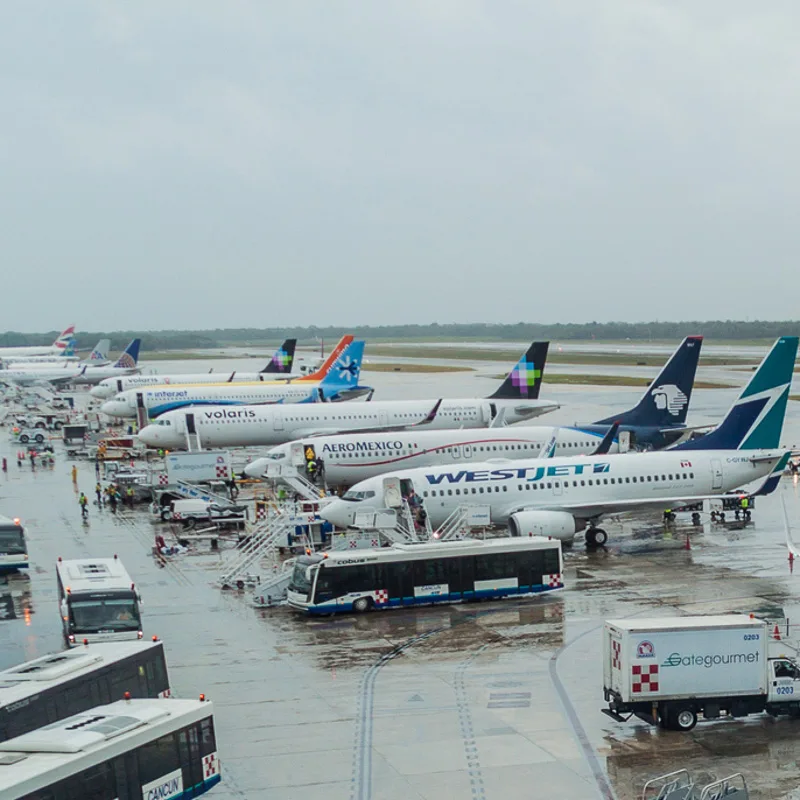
2, 2, 798, 331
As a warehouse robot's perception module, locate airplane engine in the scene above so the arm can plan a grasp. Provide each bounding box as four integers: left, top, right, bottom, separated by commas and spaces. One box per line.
507, 510, 579, 542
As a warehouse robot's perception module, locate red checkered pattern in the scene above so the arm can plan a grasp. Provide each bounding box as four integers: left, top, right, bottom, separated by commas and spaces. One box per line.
158, 688, 172, 698
216, 465, 228, 478
256, 506, 267, 520
371, 539, 379, 548
631, 664, 659, 693
374, 589, 388, 605
545, 573, 562, 588
202, 752, 218, 779
349, 540, 358, 549
158, 474, 168, 486
173, 512, 182, 520
611, 640, 621, 670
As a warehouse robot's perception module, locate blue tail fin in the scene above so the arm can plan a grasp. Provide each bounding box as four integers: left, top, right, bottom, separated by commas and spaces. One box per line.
595, 336, 702, 427
489, 342, 549, 400
261, 339, 297, 374
676, 336, 798, 451
113, 339, 141, 369
319, 340, 365, 390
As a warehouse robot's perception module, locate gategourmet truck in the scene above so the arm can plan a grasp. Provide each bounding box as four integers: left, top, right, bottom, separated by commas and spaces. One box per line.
602, 615, 800, 731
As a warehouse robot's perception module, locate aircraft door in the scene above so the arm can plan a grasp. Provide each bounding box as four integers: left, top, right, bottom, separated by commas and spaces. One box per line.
711, 458, 723, 490
452, 446, 461, 459
463, 444, 472, 459
116, 379, 123, 393
383, 477, 402, 509
274, 411, 284, 431
618, 431, 632, 453
185, 413, 196, 435
552, 480, 563, 497
135, 393, 147, 431
290, 442, 306, 467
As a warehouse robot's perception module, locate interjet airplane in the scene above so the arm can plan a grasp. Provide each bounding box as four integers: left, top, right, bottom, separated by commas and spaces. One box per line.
89, 338, 301, 399
136, 342, 559, 450
320, 336, 797, 548
103, 339, 368, 419
244, 336, 705, 483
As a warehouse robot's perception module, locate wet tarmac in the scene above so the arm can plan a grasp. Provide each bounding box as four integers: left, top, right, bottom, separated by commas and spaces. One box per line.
2, 373, 800, 799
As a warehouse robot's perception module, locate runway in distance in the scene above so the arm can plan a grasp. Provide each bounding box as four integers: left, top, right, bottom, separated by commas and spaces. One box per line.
136, 342, 560, 449
320, 336, 798, 547
103, 339, 367, 419
0, 326, 75, 359
89, 338, 302, 400
244, 337, 706, 483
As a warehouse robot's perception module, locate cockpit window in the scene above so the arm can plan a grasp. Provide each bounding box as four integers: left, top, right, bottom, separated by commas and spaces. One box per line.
266, 451, 285, 460
342, 490, 376, 502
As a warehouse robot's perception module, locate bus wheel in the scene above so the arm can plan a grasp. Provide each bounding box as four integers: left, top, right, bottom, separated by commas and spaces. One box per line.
353, 597, 372, 613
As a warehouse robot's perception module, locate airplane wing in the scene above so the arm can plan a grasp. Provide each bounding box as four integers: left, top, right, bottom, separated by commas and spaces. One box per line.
298, 400, 444, 438
591, 422, 619, 456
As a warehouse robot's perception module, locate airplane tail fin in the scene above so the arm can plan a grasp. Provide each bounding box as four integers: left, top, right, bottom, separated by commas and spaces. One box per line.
301, 335, 354, 381
318, 340, 365, 393
676, 336, 798, 451
53, 325, 75, 351
595, 336, 703, 427
112, 339, 141, 369
488, 342, 549, 400
87, 339, 111, 363
261, 339, 297, 374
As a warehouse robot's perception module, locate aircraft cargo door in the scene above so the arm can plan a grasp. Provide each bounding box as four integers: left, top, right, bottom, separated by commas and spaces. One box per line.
711, 458, 723, 490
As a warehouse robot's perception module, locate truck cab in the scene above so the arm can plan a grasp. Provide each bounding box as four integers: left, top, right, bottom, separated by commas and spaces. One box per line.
767, 656, 800, 705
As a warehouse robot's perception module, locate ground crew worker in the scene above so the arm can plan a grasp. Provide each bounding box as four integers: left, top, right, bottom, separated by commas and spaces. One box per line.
96, 482, 103, 506
79, 492, 89, 519
71, 465, 78, 484
126, 486, 135, 507
108, 485, 118, 513
741, 495, 750, 519
29, 451, 36, 469
16, 451, 23, 468
1, 458, 6, 473
307, 459, 317, 482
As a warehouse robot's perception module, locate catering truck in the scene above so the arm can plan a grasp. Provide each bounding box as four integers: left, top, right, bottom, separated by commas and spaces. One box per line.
602, 615, 800, 731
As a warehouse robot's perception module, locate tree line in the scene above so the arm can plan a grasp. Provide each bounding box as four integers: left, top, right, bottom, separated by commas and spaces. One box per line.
1, 321, 798, 351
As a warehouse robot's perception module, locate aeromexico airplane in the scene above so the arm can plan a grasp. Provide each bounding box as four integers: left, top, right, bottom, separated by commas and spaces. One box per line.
89, 338, 300, 400
136, 342, 560, 449
103, 339, 368, 419
320, 336, 798, 547
245, 336, 704, 483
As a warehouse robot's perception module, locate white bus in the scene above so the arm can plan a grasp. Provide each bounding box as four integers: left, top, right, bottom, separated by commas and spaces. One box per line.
0, 697, 220, 800
56, 556, 143, 645
0, 640, 170, 742
0, 515, 27, 571
287, 536, 563, 615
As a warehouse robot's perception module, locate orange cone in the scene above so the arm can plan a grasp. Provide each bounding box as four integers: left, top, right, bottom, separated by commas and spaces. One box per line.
684, 534, 691, 550
774, 624, 781, 641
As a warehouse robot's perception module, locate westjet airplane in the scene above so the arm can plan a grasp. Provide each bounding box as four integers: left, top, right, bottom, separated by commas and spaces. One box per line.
89, 338, 300, 400
103, 339, 368, 419
72, 339, 142, 385
0, 326, 75, 359
137, 342, 560, 449
320, 336, 798, 547
245, 336, 704, 482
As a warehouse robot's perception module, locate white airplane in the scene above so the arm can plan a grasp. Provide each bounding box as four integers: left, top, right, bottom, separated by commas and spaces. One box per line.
3, 339, 111, 368
71, 339, 142, 385
0, 326, 75, 359
0, 362, 85, 387
137, 342, 560, 450
246, 424, 619, 484
320, 336, 797, 547
89, 338, 301, 400
103, 339, 368, 420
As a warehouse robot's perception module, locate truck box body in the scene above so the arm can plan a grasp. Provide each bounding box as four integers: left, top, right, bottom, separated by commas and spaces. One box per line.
603, 616, 767, 704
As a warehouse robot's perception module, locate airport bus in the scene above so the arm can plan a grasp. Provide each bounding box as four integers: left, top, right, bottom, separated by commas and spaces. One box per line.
0, 697, 221, 800
287, 536, 563, 614
0, 640, 170, 742
0, 515, 27, 571
56, 556, 143, 645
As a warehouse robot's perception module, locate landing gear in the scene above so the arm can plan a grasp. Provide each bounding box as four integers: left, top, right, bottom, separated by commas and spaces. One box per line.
585, 527, 608, 547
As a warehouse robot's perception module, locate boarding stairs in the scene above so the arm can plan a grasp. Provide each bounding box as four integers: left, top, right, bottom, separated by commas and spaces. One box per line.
172, 480, 232, 506
642, 770, 748, 800
266, 462, 323, 503
218, 512, 294, 589
251, 559, 296, 608
432, 505, 488, 541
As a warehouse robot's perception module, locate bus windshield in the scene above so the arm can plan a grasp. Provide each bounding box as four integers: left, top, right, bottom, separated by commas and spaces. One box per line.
0, 528, 25, 555
289, 562, 315, 596
69, 597, 141, 633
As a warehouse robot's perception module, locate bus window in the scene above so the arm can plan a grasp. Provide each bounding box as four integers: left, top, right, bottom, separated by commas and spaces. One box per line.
138, 732, 180, 788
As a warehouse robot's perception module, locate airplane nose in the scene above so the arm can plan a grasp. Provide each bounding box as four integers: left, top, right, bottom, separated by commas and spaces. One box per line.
319, 501, 351, 529
244, 459, 267, 479
90, 386, 111, 399
101, 400, 130, 418
137, 425, 159, 447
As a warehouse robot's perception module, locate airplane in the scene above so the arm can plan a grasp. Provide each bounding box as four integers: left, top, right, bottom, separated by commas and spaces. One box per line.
0, 326, 75, 359
0, 361, 85, 387
72, 339, 142, 385
136, 342, 560, 450
319, 336, 798, 548
243, 337, 704, 482
102, 339, 368, 420
89, 339, 300, 400
3, 338, 110, 368
558, 335, 703, 450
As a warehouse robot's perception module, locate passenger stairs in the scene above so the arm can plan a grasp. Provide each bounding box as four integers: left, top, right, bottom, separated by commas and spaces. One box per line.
642, 770, 748, 800
252, 559, 296, 608
173, 480, 232, 506
218, 512, 294, 589
434, 505, 488, 541
266, 463, 324, 503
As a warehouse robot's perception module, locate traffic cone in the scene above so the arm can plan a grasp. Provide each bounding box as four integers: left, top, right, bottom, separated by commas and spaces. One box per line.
684, 534, 691, 550
773, 624, 781, 641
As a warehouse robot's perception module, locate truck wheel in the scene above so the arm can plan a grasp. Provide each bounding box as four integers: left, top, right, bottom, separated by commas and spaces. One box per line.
160, 509, 171, 522
35, 421, 46, 429
53, 421, 62, 430
19, 434, 29, 443
183, 518, 197, 530
353, 597, 372, 613
673, 707, 698, 731
34, 434, 44, 443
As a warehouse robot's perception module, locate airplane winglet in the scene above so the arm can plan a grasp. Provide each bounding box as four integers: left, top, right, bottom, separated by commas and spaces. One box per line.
488, 407, 507, 428
750, 452, 792, 497
592, 421, 620, 456
418, 399, 442, 426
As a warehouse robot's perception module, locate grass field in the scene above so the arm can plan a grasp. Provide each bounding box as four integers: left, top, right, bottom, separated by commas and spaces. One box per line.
363, 363, 473, 373
490, 373, 735, 388
142, 352, 234, 361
